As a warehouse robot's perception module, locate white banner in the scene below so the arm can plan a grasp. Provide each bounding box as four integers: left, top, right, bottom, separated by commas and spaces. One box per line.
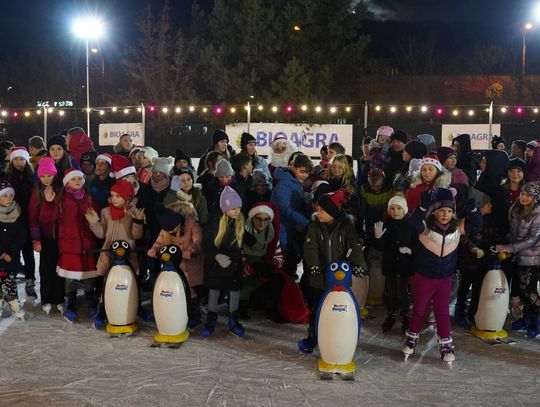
440, 124, 500, 150
98, 123, 145, 146
225, 122, 353, 157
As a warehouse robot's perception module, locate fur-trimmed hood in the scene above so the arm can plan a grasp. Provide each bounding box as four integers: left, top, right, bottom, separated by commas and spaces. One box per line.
409, 167, 452, 189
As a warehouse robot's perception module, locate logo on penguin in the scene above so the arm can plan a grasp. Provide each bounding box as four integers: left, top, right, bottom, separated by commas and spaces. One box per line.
332, 304, 348, 313
494, 287, 506, 295
115, 284, 128, 291
160, 290, 173, 298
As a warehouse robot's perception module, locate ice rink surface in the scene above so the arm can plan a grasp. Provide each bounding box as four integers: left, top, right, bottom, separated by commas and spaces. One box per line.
1, 275, 539, 406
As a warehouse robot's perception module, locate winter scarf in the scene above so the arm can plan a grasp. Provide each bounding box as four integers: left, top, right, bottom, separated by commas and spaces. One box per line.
151, 176, 169, 193
0, 201, 20, 223
243, 221, 275, 262
109, 203, 131, 221
65, 186, 86, 200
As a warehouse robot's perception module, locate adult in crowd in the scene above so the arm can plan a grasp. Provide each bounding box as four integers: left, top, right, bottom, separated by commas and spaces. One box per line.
452, 133, 479, 186
240, 132, 271, 180
197, 129, 235, 175
113, 133, 134, 158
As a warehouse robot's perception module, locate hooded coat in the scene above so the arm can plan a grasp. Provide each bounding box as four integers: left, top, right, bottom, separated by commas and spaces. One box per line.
525, 147, 540, 182
453, 134, 479, 186
405, 168, 452, 211
507, 204, 540, 266
67, 130, 94, 167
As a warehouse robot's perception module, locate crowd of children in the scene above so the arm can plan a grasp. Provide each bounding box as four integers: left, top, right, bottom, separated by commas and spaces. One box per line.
0, 126, 539, 364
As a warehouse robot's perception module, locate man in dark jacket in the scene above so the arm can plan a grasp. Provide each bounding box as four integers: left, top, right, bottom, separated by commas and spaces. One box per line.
452, 134, 480, 186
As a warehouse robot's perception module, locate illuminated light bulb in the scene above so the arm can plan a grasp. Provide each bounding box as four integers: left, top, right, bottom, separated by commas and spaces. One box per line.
149, 106, 155, 112
534, 108, 539, 114
189, 106, 195, 112
345, 106, 351, 113
330, 106, 337, 114
202, 107, 208, 113
315, 106, 322, 113
230, 107, 236, 113
47, 108, 54, 113
1, 111, 7, 117
215, 107, 223, 115
112, 107, 117, 112
24, 111, 30, 117
516, 107, 523, 114
501, 107, 507, 113
301, 105, 308, 111
452, 109, 459, 116
389, 106, 397, 113
420, 106, 428, 113
137, 107, 142, 112
436, 108, 443, 115
468, 110, 474, 116
122, 109, 128, 114
59, 110, 65, 116
175, 107, 181, 113
244, 105, 249, 111
36, 110, 42, 115
258, 105, 264, 111
99, 110, 105, 115
406, 106, 412, 112
375, 105, 381, 111
13, 112, 19, 117
271, 106, 278, 113
162, 107, 169, 113
286, 105, 293, 113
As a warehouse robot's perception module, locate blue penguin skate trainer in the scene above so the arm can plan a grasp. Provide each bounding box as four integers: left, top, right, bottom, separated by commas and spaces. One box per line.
314, 261, 361, 380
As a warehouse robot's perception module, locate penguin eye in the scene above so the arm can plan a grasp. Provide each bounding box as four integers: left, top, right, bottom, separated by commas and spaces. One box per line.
342, 263, 350, 272
112, 242, 119, 250
330, 263, 338, 271
122, 241, 129, 249
169, 246, 178, 254
160, 247, 167, 253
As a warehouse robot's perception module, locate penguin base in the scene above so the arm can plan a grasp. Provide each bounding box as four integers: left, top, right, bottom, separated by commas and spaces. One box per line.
106, 323, 138, 335
470, 325, 508, 340
365, 297, 384, 306
154, 330, 189, 344
317, 358, 356, 376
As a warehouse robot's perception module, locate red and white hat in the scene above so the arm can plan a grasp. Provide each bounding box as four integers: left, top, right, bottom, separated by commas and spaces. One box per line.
248, 203, 275, 221
420, 154, 442, 172
109, 155, 136, 180
9, 147, 30, 162
271, 134, 287, 145
63, 168, 85, 186
96, 153, 112, 166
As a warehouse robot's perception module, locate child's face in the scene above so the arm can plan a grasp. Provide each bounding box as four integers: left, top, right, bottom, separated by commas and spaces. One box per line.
175, 159, 189, 169
402, 150, 411, 162
179, 173, 193, 191
152, 171, 167, 183
245, 143, 256, 156
432, 207, 454, 225
480, 202, 492, 215
254, 184, 268, 195
508, 168, 524, 184
139, 154, 151, 168
49, 145, 64, 161
0, 192, 14, 207
290, 166, 310, 184
225, 207, 241, 219
252, 214, 271, 232
216, 140, 228, 153
242, 161, 253, 174
218, 175, 233, 186
28, 145, 39, 157
444, 155, 457, 170
327, 148, 337, 161
123, 174, 136, 184
110, 191, 126, 208
330, 161, 344, 178
80, 161, 94, 176
368, 177, 384, 193
131, 152, 141, 168
525, 147, 534, 159
388, 204, 405, 220
519, 191, 534, 206
67, 176, 84, 190
316, 205, 334, 223
95, 159, 109, 177
39, 174, 54, 187
12, 157, 27, 171
421, 164, 438, 183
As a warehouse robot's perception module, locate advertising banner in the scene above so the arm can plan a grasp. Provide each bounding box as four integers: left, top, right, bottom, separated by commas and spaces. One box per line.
98, 123, 145, 146
440, 124, 501, 150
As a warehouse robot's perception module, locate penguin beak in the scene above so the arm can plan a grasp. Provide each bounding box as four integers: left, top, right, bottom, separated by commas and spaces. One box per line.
116, 248, 125, 257
335, 271, 345, 281
161, 253, 170, 262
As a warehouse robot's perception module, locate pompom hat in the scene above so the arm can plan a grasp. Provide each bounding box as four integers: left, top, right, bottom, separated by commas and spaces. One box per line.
37, 157, 57, 177
110, 155, 136, 180
317, 188, 350, 219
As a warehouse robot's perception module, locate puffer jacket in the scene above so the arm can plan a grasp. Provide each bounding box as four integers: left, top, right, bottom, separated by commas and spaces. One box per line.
406, 168, 451, 211
507, 205, 540, 266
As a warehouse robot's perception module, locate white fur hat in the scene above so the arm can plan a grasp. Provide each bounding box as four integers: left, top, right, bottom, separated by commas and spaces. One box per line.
388, 195, 408, 214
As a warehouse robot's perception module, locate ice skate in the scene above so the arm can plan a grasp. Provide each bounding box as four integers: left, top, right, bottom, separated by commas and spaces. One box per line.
382, 312, 396, 333
42, 303, 52, 315
63, 296, 77, 323
511, 317, 530, 332
228, 312, 245, 337
201, 311, 217, 338
402, 331, 419, 361
56, 303, 64, 313
297, 336, 316, 354
25, 279, 37, 303
438, 337, 455, 365
92, 305, 106, 330
319, 372, 334, 380
8, 299, 25, 319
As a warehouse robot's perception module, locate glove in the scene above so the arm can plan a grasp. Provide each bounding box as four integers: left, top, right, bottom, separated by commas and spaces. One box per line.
373, 221, 386, 239
310, 265, 322, 276
398, 247, 412, 255
471, 247, 485, 259
215, 253, 232, 268
420, 190, 432, 211
464, 198, 477, 213
352, 265, 367, 277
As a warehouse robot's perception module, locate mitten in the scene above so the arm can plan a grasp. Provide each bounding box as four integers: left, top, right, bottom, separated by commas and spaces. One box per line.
310, 265, 322, 276
398, 247, 412, 255
352, 265, 367, 277
215, 253, 232, 268
373, 221, 386, 239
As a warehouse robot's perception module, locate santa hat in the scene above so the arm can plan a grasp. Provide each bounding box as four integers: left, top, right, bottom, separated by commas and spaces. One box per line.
140, 147, 159, 164
388, 195, 408, 214
110, 155, 136, 180
96, 153, 112, 166
248, 203, 275, 221
152, 157, 174, 174
37, 157, 57, 177
111, 179, 135, 202
220, 186, 242, 212
317, 188, 350, 219
420, 154, 442, 172
63, 168, 85, 187
271, 134, 287, 145
9, 147, 30, 162
522, 181, 540, 204
429, 187, 456, 213
0, 181, 15, 197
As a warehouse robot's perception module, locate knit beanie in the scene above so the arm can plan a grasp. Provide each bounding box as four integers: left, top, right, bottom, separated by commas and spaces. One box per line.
491, 135, 505, 149
37, 157, 57, 177
47, 134, 67, 151
376, 125, 394, 139
248, 203, 275, 221
140, 147, 159, 164
212, 129, 229, 146
521, 181, 540, 203
177, 167, 194, 181
241, 132, 256, 149
156, 205, 185, 231
388, 195, 408, 214
0, 181, 15, 197
63, 168, 85, 187
96, 153, 112, 166
469, 188, 491, 209
420, 154, 442, 172
80, 151, 97, 165
317, 188, 350, 219
429, 188, 456, 213
9, 147, 30, 162
251, 169, 271, 188
215, 159, 235, 177
508, 157, 526, 172
220, 186, 242, 212
111, 179, 135, 203
152, 157, 174, 174
436, 147, 457, 165
404, 140, 428, 159
391, 129, 408, 144
110, 155, 136, 180
174, 149, 192, 166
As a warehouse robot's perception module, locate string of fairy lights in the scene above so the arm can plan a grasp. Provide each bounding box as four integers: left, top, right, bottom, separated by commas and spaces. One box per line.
1, 103, 540, 120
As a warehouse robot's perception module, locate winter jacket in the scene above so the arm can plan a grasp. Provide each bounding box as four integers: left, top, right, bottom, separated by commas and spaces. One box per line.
197, 145, 236, 176
475, 150, 509, 196
384, 149, 405, 183
89, 175, 115, 210
28, 186, 59, 241
56, 190, 99, 279
8, 168, 34, 223
150, 211, 204, 288
303, 214, 367, 290
454, 134, 479, 186
406, 169, 451, 211
526, 147, 540, 182
203, 217, 243, 291
358, 184, 393, 240
373, 215, 413, 277
270, 167, 309, 249
89, 206, 144, 276
507, 205, 540, 266
0, 203, 27, 275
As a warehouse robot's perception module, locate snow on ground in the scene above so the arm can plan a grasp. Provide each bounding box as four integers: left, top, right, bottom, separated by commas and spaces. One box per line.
0, 261, 539, 406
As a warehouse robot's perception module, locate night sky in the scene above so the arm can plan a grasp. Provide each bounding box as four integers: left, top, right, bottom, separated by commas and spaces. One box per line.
1, 0, 540, 66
